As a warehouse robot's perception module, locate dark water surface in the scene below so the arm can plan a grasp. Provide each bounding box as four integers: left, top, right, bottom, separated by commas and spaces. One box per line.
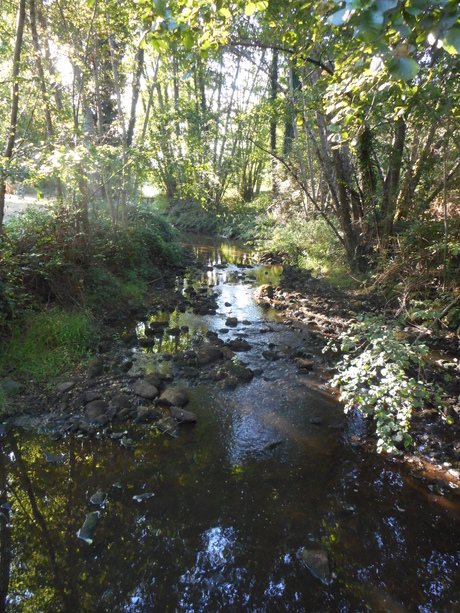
1, 236, 459, 612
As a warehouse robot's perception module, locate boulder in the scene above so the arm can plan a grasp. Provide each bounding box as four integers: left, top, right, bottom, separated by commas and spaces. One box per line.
196, 347, 223, 366
225, 317, 238, 327
254, 284, 274, 300
159, 387, 189, 408
223, 361, 253, 383
85, 400, 108, 420
133, 380, 159, 400
111, 394, 131, 410
87, 358, 104, 379
144, 373, 163, 389
227, 338, 252, 352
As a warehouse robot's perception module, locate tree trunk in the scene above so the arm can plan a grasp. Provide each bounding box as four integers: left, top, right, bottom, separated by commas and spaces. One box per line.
29, 0, 63, 199
107, 17, 128, 228
270, 49, 279, 200
381, 118, 406, 243
0, 0, 27, 237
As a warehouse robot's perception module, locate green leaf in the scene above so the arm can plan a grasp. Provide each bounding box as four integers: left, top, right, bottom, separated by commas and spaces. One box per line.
245, 2, 257, 16
183, 31, 194, 49
387, 56, 420, 81
219, 7, 231, 18
87, 0, 96, 7
443, 25, 460, 54
153, 0, 166, 18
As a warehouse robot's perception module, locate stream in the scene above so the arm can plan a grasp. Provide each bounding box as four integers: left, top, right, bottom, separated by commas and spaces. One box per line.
1, 235, 459, 612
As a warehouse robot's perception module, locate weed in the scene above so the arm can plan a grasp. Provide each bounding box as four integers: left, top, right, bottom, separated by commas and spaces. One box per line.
0, 308, 96, 382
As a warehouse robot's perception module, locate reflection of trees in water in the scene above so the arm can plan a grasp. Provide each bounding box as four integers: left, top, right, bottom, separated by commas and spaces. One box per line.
0, 445, 12, 613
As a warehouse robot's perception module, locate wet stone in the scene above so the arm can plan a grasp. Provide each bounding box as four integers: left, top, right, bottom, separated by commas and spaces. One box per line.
156, 416, 180, 437
170, 407, 197, 423
227, 338, 252, 352
159, 388, 189, 408
135, 407, 161, 423
196, 347, 223, 366
133, 380, 159, 400
144, 373, 163, 389
111, 394, 131, 410
139, 338, 156, 348
225, 317, 238, 327
262, 350, 280, 361
116, 407, 134, 421
302, 549, 332, 585
85, 400, 109, 420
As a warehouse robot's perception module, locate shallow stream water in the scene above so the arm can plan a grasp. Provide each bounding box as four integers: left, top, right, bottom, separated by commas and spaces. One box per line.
1, 235, 459, 612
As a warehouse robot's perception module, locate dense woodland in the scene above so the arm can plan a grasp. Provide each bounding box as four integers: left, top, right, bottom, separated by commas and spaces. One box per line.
1, 0, 460, 449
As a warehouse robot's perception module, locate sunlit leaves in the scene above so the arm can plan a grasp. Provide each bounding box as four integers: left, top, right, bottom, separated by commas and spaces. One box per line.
443, 25, 460, 54
387, 56, 419, 80
324, 314, 439, 454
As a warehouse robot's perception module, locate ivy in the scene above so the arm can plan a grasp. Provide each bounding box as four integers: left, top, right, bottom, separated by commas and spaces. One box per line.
324, 314, 441, 454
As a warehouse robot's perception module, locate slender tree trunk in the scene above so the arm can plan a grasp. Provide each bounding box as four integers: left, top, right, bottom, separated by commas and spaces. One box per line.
107, 17, 128, 228
0, 0, 27, 237
270, 49, 278, 201
29, 0, 63, 199
381, 117, 406, 243
92, 56, 117, 227
127, 48, 144, 148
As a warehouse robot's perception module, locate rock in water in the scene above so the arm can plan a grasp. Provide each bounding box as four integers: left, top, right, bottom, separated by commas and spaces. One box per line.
156, 416, 179, 437
159, 388, 189, 408
254, 284, 274, 299
77, 511, 99, 544
170, 407, 197, 423
133, 380, 159, 400
302, 549, 332, 585
90, 489, 107, 506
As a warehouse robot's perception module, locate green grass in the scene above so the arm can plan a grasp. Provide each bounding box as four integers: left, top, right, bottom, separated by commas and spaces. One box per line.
0, 308, 96, 383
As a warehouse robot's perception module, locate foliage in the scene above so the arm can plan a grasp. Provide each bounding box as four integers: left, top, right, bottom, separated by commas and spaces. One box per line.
0, 308, 95, 382
258, 214, 347, 273
0, 205, 185, 327
325, 314, 441, 454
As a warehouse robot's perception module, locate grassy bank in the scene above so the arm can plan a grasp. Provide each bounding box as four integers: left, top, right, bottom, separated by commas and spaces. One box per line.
0, 205, 186, 399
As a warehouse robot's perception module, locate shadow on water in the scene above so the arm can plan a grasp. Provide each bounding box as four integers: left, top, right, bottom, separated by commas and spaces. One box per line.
1, 235, 460, 612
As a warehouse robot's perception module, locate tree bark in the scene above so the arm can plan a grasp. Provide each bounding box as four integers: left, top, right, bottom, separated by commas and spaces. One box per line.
0, 0, 27, 237
381, 117, 406, 243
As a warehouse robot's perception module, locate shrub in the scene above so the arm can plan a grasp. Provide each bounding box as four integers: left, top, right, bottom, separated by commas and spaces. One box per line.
325, 314, 441, 454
